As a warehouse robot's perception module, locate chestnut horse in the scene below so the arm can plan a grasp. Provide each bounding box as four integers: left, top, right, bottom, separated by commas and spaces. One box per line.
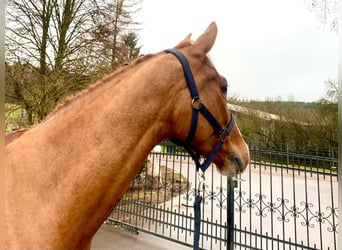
4, 22, 249, 249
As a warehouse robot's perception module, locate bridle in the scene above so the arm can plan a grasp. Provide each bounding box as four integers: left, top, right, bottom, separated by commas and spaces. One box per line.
165, 48, 235, 250
165, 49, 235, 173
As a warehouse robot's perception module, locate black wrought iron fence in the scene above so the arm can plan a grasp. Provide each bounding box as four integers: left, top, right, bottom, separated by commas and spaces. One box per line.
106, 140, 338, 250
233, 143, 338, 250
107, 141, 235, 249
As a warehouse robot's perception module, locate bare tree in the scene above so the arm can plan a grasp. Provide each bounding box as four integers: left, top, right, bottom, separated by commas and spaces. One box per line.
305, 0, 338, 32
6, 0, 54, 73
6, 0, 142, 125
323, 79, 338, 103
89, 0, 141, 71
6, 0, 95, 72
6, 0, 97, 123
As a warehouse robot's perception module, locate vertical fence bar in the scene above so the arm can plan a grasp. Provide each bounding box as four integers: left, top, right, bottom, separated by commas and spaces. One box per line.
316, 169, 324, 250
227, 176, 235, 250
291, 152, 298, 249
329, 165, 337, 250
304, 165, 310, 248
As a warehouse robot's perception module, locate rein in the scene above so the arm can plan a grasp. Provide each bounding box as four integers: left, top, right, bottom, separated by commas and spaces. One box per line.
165, 49, 235, 250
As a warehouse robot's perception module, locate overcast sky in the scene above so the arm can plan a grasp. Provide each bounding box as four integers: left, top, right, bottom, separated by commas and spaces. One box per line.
135, 0, 337, 102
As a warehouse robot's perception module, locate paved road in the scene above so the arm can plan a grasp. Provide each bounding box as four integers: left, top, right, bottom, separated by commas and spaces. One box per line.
92, 224, 190, 250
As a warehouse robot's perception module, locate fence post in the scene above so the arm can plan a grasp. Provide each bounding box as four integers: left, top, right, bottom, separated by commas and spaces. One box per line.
227, 176, 236, 250
287, 144, 289, 166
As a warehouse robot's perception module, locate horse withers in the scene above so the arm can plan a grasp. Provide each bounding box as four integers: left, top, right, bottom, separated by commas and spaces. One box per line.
5, 22, 249, 249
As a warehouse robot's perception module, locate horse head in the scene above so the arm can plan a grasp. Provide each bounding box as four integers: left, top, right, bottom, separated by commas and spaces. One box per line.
165, 22, 249, 176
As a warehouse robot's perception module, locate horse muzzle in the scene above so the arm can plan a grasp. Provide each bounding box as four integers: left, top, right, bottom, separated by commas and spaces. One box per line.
228, 151, 248, 174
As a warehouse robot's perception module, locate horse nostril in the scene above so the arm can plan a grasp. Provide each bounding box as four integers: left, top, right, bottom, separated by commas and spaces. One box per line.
228, 153, 244, 173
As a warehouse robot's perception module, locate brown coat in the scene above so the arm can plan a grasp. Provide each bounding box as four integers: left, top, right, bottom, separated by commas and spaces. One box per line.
4, 22, 249, 249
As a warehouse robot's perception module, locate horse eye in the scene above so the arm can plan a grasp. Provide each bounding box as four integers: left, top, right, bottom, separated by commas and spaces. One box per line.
220, 86, 227, 94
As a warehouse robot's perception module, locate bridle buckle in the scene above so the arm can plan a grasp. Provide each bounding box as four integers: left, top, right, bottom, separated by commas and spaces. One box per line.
219, 129, 229, 143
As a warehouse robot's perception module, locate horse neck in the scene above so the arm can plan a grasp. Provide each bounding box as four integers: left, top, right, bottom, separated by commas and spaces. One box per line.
45, 58, 176, 196
6, 57, 181, 248
45, 58, 175, 166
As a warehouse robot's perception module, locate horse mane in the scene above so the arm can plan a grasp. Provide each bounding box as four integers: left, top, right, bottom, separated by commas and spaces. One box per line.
44, 53, 156, 121
5, 128, 29, 145
5, 53, 158, 142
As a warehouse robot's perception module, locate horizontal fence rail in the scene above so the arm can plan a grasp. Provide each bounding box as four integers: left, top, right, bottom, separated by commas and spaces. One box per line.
107, 141, 338, 250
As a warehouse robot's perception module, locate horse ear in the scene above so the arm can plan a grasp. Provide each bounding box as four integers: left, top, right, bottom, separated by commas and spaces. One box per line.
191, 22, 217, 56
175, 33, 192, 49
